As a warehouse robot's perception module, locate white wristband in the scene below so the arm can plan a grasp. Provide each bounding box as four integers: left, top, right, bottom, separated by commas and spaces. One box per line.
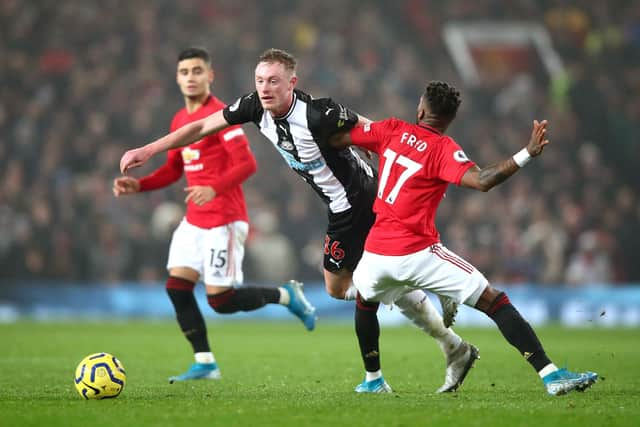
512, 148, 531, 167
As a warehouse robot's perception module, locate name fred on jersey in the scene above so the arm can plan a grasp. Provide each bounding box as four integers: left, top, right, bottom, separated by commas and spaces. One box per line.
400, 132, 428, 152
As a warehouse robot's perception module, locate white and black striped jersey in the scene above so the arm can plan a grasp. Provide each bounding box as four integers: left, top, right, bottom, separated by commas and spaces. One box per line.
223, 89, 375, 214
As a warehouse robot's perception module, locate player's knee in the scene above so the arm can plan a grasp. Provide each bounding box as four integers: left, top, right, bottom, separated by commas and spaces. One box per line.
484, 289, 511, 317
165, 276, 196, 293
356, 292, 379, 311
324, 274, 352, 300
473, 285, 501, 313
326, 282, 347, 299
207, 289, 237, 314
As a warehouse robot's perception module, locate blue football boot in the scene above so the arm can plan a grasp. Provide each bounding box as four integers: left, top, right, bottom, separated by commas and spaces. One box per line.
543, 368, 598, 396
283, 280, 317, 331
169, 362, 221, 383
355, 377, 393, 393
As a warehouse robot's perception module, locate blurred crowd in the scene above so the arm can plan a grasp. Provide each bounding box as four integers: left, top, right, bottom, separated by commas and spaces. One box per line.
1, 0, 638, 287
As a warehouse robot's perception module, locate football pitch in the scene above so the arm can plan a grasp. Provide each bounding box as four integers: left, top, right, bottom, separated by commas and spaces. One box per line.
1, 321, 638, 427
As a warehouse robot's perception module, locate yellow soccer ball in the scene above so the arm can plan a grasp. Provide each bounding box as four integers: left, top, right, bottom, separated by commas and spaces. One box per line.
74, 353, 126, 399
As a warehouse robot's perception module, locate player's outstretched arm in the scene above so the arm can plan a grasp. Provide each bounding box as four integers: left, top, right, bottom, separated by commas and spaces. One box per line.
460, 120, 549, 192
119, 110, 230, 174
327, 130, 354, 150
357, 114, 372, 126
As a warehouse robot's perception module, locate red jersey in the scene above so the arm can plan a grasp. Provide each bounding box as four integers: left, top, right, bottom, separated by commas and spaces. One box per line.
350, 118, 475, 255
139, 95, 256, 228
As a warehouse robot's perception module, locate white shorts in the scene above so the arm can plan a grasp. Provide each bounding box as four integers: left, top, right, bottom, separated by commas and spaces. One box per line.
167, 219, 249, 287
353, 243, 488, 306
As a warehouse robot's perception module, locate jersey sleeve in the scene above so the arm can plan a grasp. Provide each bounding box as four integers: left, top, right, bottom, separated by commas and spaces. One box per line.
138, 149, 184, 191
348, 119, 397, 154
434, 137, 476, 185
222, 91, 262, 125
311, 98, 359, 142
209, 126, 257, 195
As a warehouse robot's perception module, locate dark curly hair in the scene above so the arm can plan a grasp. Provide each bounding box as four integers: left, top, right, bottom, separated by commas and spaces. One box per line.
423, 81, 461, 119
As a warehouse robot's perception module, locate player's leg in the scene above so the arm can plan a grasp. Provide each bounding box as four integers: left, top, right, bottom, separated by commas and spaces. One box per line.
393, 290, 479, 393
322, 216, 390, 392
323, 268, 358, 300
203, 221, 316, 330
165, 220, 219, 382
473, 285, 597, 395
353, 292, 392, 393
323, 196, 377, 301
366, 244, 483, 392
328, 217, 476, 392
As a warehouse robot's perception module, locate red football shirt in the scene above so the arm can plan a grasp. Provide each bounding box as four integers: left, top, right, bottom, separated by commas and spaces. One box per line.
139, 95, 254, 228
350, 118, 475, 255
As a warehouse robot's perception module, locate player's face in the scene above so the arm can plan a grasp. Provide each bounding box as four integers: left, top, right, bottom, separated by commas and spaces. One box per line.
176, 58, 213, 99
255, 61, 297, 116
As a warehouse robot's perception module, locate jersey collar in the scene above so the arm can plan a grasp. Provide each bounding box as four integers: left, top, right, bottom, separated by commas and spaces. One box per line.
418, 123, 442, 135
272, 91, 297, 121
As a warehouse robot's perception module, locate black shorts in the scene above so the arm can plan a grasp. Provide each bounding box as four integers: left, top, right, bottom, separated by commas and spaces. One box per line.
323, 183, 377, 273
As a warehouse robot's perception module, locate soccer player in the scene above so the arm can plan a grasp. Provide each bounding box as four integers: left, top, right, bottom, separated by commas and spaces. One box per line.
329, 80, 598, 396
113, 48, 316, 383
119, 49, 478, 393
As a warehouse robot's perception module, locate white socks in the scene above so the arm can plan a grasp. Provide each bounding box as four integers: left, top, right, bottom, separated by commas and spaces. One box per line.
194, 352, 215, 364
366, 370, 382, 382
344, 285, 358, 301
395, 291, 463, 355
538, 363, 559, 378
278, 287, 290, 306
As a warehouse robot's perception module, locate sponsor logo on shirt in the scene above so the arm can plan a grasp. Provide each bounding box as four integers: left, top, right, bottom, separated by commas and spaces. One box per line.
275, 146, 325, 172
363, 123, 371, 132
184, 163, 204, 172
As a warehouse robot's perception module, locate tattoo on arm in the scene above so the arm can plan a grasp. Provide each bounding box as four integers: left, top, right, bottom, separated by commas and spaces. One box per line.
477, 158, 520, 190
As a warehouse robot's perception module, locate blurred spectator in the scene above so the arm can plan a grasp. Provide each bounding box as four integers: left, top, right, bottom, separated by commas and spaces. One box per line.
246, 208, 296, 283
565, 230, 613, 286
0, 0, 638, 286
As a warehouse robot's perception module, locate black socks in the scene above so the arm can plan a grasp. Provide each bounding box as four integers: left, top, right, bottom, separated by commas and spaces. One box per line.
355, 293, 381, 373
207, 287, 280, 314
487, 292, 552, 372
166, 276, 210, 353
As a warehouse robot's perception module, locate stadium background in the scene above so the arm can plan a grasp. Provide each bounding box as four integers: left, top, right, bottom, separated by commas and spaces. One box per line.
1, 0, 639, 325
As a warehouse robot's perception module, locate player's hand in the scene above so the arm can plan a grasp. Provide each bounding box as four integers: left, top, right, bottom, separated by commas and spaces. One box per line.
526, 119, 549, 157
113, 176, 141, 196
184, 185, 216, 206
120, 146, 153, 174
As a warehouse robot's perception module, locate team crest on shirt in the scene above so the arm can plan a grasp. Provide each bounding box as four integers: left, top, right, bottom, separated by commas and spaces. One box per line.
278, 138, 293, 151
182, 147, 200, 163
279, 140, 294, 151
453, 150, 470, 163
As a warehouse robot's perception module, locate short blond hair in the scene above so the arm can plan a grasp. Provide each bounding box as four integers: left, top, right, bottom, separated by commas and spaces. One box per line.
258, 48, 297, 74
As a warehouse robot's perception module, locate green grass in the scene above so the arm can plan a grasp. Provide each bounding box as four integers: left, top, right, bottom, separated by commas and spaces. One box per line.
1, 321, 638, 427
